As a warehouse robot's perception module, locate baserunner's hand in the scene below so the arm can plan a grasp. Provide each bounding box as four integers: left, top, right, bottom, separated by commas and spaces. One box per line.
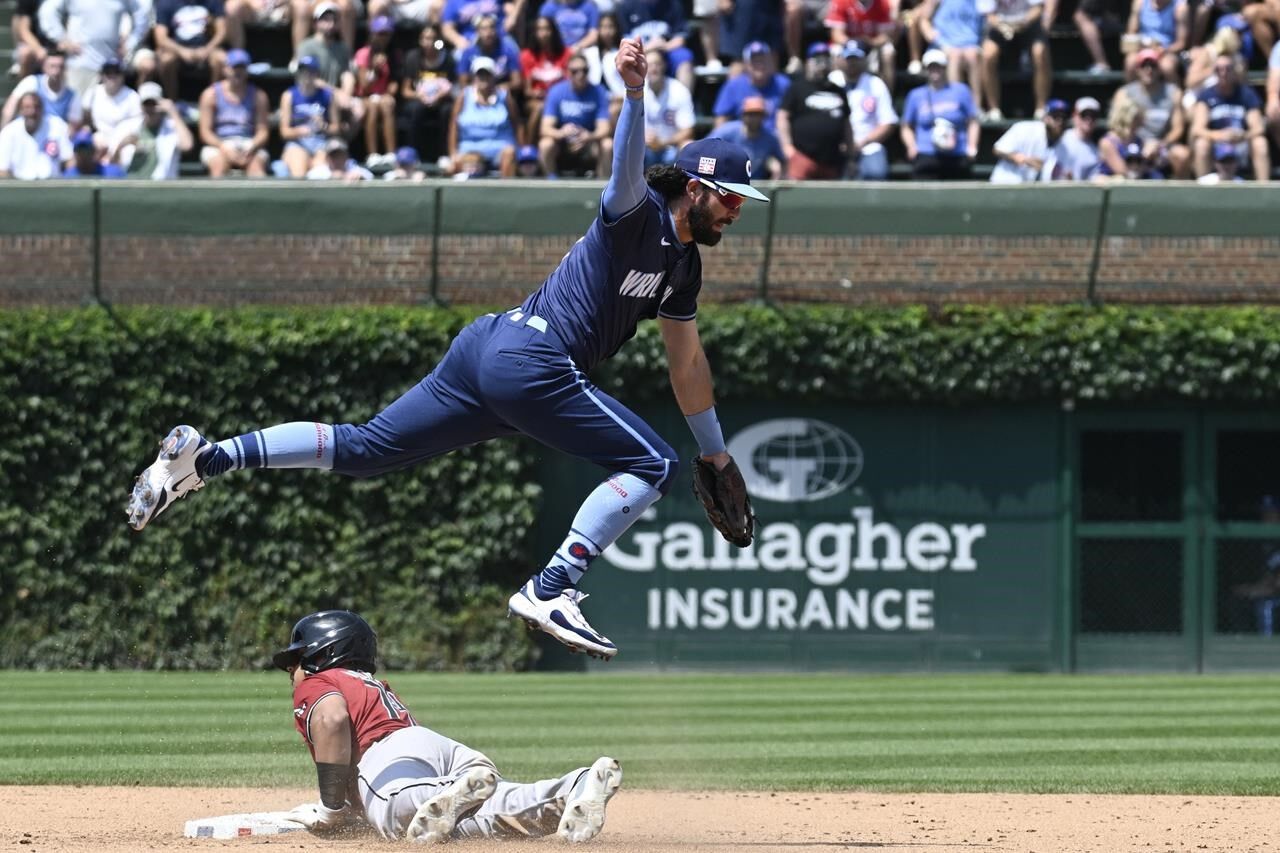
616, 37, 647, 90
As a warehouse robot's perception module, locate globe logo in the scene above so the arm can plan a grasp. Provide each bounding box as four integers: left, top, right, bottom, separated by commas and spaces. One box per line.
726, 419, 864, 503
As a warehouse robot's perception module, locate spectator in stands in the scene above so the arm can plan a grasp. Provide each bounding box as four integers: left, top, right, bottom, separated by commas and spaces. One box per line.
442, 0, 516, 52
1119, 47, 1190, 178
368, 0, 439, 31
980, 0, 1051, 120
713, 41, 791, 131
449, 55, 521, 177
2, 51, 83, 130
278, 56, 337, 177
1244, 0, 1280, 60
693, 0, 723, 72
989, 95, 1067, 181
1191, 54, 1270, 180
298, 3, 352, 88
302, 0, 359, 52
521, 15, 573, 139
354, 16, 401, 168
198, 49, 269, 177
1072, 0, 1120, 74
641, 47, 695, 166
11, 0, 54, 81
1097, 95, 1144, 176
826, 0, 901, 93
37, 0, 152, 98
1197, 142, 1241, 182
707, 93, 786, 177
1268, 42, 1280, 152
916, 0, 984, 110
616, 0, 696, 89
718, 0, 784, 71
402, 22, 458, 164
540, 0, 601, 59
82, 58, 142, 162
308, 135, 373, 178
1047, 96, 1101, 179
595, 13, 627, 98
155, 0, 228, 99
776, 43, 852, 179
511, 142, 540, 175
901, 47, 978, 177
459, 14, 524, 87
1122, 0, 1186, 84
63, 127, 126, 176
385, 145, 429, 179
224, 0, 290, 52
538, 53, 610, 176
1185, 22, 1241, 91
784, 0, 827, 73
841, 40, 898, 180
118, 82, 194, 179
0, 92, 72, 179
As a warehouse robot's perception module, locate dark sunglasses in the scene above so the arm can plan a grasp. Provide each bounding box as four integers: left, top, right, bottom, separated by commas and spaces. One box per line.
569, 66, 589, 75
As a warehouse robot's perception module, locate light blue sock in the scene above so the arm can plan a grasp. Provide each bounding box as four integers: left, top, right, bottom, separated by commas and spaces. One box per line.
198, 422, 335, 478
534, 473, 662, 599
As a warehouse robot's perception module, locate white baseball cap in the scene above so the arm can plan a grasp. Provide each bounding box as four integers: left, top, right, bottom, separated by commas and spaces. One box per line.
922, 48, 948, 68
470, 55, 497, 75
1074, 96, 1102, 114
138, 81, 164, 103
313, 2, 338, 19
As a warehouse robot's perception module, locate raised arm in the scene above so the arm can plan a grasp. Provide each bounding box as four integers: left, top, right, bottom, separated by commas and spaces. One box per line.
600, 37, 648, 222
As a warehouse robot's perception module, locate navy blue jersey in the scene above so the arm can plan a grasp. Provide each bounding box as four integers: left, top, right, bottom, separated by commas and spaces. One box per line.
520, 187, 702, 372
1198, 83, 1260, 131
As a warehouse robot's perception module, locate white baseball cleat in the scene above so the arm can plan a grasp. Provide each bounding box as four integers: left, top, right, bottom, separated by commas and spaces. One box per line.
508, 580, 618, 660
126, 425, 208, 531
558, 757, 623, 843
406, 766, 499, 844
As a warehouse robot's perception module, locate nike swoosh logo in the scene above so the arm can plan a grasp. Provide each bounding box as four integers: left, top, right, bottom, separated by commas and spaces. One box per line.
172, 473, 197, 492
660, 238, 671, 246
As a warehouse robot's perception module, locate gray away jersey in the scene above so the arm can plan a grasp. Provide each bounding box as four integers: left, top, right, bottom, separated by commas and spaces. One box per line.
520, 186, 703, 372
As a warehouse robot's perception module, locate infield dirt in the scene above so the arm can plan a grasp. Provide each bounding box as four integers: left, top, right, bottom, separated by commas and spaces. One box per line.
1, 786, 1273, 852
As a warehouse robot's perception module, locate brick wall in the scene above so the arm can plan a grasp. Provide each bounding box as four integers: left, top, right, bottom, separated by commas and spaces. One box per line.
6, 232, 1280, 307
0, 236, 94, 307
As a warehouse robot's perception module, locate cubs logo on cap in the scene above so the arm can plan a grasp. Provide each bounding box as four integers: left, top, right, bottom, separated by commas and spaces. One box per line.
675, 138, 770, 202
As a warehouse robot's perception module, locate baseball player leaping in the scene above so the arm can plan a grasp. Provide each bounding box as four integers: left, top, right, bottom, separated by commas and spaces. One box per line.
274, 610, 622, 843
126, 37, 765, 660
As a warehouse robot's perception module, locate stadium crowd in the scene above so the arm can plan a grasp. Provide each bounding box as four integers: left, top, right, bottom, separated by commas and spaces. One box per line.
1, 0, 1276, 181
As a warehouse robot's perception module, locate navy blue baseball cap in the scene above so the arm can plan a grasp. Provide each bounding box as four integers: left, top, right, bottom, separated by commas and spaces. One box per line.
806, 42, 830, 57
1214, 142, 1238, 161
676, 137, 770, 202
1044, 98, 1070, 117
227, 48, 251, 67
296, 54, 320, 72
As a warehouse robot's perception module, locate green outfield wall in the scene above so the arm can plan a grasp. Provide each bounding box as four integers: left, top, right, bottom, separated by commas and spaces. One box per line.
2, 182, 1280, 307
535, 405, 1280, 673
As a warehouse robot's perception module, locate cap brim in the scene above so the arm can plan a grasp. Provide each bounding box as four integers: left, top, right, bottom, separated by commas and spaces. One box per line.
716, 181, 770, 202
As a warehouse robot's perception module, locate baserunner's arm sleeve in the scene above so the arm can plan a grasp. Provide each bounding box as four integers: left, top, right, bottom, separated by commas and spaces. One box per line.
601, 95, 646, 223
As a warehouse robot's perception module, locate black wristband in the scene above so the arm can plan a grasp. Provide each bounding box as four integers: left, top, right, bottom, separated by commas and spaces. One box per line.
316, 762, 352, 810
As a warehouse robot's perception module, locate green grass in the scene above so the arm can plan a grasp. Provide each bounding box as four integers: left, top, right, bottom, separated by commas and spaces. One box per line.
5, 672, 1280, 795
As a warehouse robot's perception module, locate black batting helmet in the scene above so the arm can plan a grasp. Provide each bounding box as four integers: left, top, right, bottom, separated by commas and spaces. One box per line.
272, 610, 378, 674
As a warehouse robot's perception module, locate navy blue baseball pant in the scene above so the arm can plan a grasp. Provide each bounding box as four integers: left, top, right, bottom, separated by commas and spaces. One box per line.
332, 311, 680, 495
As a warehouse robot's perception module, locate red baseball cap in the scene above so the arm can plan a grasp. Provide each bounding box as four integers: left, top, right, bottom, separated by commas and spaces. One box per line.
1135, 47, 1162, 66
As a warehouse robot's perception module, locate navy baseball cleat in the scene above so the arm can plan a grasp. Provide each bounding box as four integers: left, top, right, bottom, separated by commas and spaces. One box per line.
558, 757, 623, 843
508, 580, 618, 660
126, 425, 209, 531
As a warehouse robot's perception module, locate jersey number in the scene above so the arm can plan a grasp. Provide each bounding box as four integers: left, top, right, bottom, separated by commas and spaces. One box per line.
357, 672, 413, 722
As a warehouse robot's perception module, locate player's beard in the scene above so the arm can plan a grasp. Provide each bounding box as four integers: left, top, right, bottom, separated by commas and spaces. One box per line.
688, 195, 726, 247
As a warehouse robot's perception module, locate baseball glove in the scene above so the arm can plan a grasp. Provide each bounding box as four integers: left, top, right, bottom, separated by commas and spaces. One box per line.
691, 457, 755, 548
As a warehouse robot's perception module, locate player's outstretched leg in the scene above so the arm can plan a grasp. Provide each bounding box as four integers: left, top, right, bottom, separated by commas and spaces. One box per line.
558, 757, 623, 843
126, 425, 210, 531
405, 766, 499, 844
